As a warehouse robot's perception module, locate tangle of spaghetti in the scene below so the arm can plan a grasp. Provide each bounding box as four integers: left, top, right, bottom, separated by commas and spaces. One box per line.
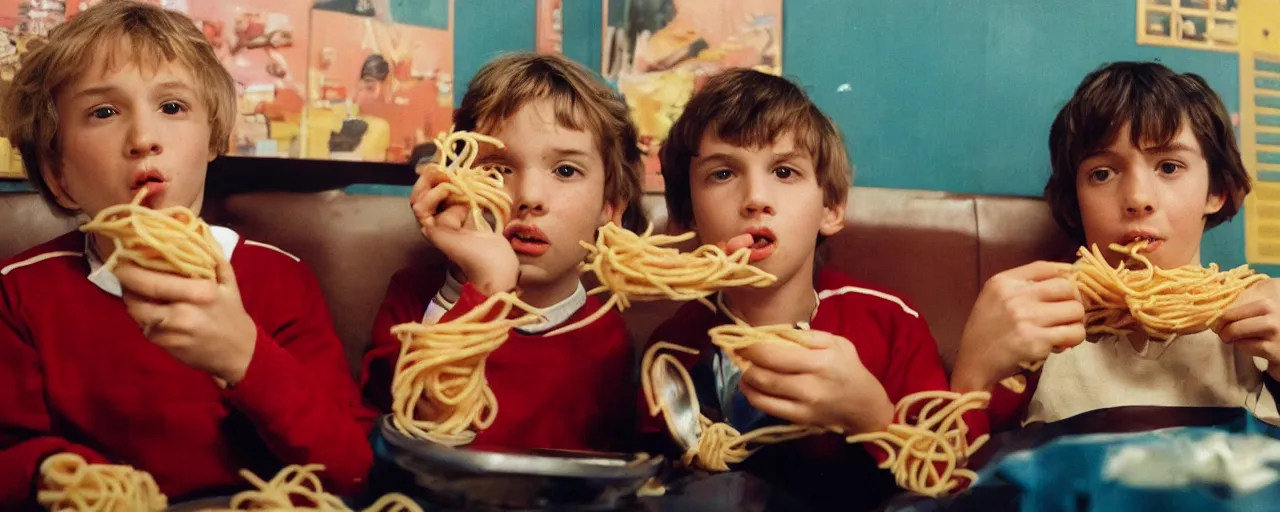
79, 188, 220, 280
37, 452, 167, 512
545, 223, 777, 336
1000, 240, 1269, 393
228, 464, 421, 511
389, 292, 545, 446
845, 391, 991, 497
708, 323, 811, 372
1075, 240, 1267, 341
417, 128, 511, 233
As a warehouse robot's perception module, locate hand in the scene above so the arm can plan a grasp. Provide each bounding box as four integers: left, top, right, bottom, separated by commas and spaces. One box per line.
1218, 279, 1280, 375
410, 167, 518, 296
115, 255, 257, 385
736, 330, 893, 435
951, 261, 1085, 393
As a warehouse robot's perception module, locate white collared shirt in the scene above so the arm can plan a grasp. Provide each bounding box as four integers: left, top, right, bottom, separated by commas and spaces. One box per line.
422, 276, 587, 335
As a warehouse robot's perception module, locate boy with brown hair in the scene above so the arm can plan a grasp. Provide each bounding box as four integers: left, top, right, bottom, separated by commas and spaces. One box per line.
952, 61, 1280, 428
645, 68, 983, 510
0, 2, 374, 508
361, 52, 647, 452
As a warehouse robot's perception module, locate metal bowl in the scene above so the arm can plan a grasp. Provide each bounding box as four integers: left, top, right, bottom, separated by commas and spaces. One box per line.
378, 415, 663, 510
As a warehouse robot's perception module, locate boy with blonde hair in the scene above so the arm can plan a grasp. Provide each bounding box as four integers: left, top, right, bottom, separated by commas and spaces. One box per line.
0, 2, 374, 507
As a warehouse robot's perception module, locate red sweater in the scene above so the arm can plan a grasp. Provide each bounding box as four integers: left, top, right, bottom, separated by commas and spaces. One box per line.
0, 232, 375, 510
361, 265, 635, 452
641, 269, 989, 509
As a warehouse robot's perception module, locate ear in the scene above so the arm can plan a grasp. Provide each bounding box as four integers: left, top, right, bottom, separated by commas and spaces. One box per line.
1204, 189, 1226, 216
599, 200, 622, 227
39, 160, 80, 211
819, 200, 846, 237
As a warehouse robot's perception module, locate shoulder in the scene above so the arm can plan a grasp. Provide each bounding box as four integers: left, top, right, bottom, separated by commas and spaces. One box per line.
1, 231, 85, 279
815, 268, 922, 321
647, 300, 720, 347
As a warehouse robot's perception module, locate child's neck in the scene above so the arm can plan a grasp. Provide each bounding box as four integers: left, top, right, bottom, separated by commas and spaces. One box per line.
518, 274, 582, 310
720, 261, 818, 327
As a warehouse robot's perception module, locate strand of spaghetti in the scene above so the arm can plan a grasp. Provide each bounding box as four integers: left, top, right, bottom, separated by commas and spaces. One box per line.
37, 452, 167, 512
227, 464, 422, 512
419, 128, 511, 233
389, 292, 545, 445
80, 188, 221, 280
708, 323, 811, 372
545, 223, 777, 337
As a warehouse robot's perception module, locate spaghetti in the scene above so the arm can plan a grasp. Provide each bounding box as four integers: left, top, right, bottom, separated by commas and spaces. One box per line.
1075, 240, 1267, 341
998, 240, 1268, 394
640, 342, 828, 472
37, 452, 167, 512
545, 223, 777, 337
708, 323, 811, 372
389, 292, 544, 446
228, 464, 421, 512
845, 391, 991, 497
79, 188, 220, 280
417, 128, 511, 233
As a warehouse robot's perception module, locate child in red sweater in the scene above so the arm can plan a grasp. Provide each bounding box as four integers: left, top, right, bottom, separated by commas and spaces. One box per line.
643, 69, 986, 510
0, 2, 374, 509
361, 53, 647, 452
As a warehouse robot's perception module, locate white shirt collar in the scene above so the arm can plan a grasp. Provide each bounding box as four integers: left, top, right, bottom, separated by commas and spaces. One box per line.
85, 226, 240, 297
422, 277, 588, 336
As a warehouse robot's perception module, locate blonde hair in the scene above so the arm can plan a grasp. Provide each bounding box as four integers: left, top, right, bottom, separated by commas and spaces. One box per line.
0, 0, 236, 215
454, 52, 647, 232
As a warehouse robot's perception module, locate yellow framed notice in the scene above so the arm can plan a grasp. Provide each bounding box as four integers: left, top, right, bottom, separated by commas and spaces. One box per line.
1137, 0, 1238, 52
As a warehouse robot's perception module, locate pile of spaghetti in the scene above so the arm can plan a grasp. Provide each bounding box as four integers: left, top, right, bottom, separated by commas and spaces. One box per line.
389, 292, 544, 445
417, 128, 511, 233
225, 464, 420, 511
1075, 240, 1267, 341
645, 334, 989, 497
37, 453, 167, 512
546, 223, 777, 336
79, 188, 220, 279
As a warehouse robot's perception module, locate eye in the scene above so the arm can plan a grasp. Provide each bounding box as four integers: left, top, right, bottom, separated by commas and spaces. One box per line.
1158, 161, 1182, 175
90, 106, 117, 119
710, 169, 732, 181
160, 101, 186, 115
554, 165, 580, 178
1088, 168, 1114, 183
773, 166, 797, 179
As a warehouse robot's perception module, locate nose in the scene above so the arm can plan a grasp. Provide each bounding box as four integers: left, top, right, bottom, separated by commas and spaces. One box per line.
508, 168, 547, 216
740, 169, 776, 218
1120, 169, 1157, 218
125, 113, 162, 159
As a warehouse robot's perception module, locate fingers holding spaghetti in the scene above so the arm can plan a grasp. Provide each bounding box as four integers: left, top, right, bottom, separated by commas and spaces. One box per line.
389, 292, 544, 445
416, 128, 511, 233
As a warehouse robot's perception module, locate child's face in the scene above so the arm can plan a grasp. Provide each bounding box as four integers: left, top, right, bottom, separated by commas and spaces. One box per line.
477, 99, 618, 298
44, 47, 216, 217
687, 130, 844, 288
1076, 121, 1226, 269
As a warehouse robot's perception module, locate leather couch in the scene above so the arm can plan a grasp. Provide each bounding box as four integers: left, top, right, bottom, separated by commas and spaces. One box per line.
0, 187, 1075, 375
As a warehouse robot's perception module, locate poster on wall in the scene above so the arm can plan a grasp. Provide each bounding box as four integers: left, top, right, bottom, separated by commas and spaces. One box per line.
602, 0, 782, 191
0, 0, 84, 178
183, 0, 310, 159
1137, 0, 1238, 52
305, 0, 453, 164
536, 0, 562, 54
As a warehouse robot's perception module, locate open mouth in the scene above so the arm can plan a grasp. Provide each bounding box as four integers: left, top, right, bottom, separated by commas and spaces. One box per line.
744, 227, 776, 262
1119, 233, 1163, 253
504, 224, 550, 257
131, 170, 167, 205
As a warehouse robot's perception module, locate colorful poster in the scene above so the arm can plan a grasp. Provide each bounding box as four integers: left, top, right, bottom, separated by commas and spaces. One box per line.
182, 0, 310, 158
536, 0, 562, 54
304, 5, 453, 163
1137, 0, 1239, 52
602, 0, 782, 191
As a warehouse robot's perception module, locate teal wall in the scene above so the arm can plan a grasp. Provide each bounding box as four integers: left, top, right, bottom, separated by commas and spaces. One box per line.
449, 0, 1253, 271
